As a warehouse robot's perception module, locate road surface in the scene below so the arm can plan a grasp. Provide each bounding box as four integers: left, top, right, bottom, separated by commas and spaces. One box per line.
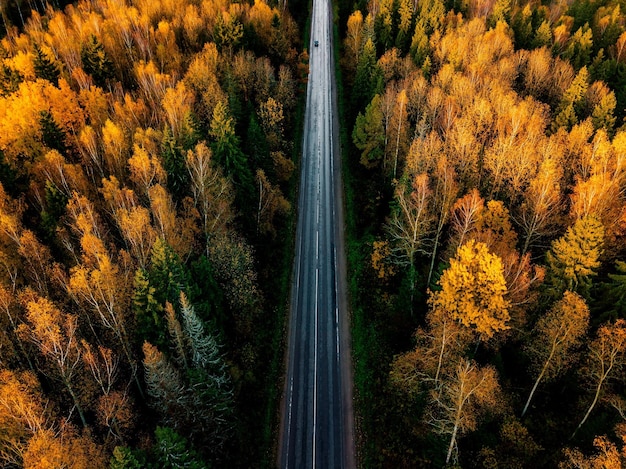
278, 0, 355, 466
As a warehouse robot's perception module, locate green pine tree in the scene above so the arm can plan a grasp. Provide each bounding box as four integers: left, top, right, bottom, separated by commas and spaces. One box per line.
546, 216, 604, 298
132, 268, 165, 347
151, 427, 208, 469
39, 110, 67, 154
81, 34, 114, 88
109, 446, 144, 469
353, 94, 385, 169
40, 180, 68, 241
161, 127, 190, 201
33, 44, 60, 84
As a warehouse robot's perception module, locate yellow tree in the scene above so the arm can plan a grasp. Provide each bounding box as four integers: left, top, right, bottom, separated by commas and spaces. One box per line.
430, 240, 510, 340
426, 155, 459, 285
256, 169, 290, 237
428, 359, 501, 465
387, 174, 434, 305
17, 296, 87, 427
522, 291, 589, 417
388, 173, 434, 266
148, 184, 196, 260
561, 435, 624, 468
447, 189, 484, 255
23, 427, 107, 469
518, 153, 564, 252
546, 216, 604, 297
574, 319, 626, 437
186, 141, 234, 240
0, 369, 48, 467
344, 10, 364, 76
391, 306, 473, 392
128, 142, 166, 197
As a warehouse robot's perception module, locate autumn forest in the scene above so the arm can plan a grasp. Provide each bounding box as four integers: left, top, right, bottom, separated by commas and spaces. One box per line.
0, 0, 626, 466
0, 0, 304, 466
342, 0, 626, 465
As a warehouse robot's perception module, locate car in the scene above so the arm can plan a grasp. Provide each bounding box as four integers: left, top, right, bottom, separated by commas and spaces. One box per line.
314, 40, 319, 47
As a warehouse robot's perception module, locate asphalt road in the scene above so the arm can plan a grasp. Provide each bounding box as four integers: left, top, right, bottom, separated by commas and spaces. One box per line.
278, 0, 355, 466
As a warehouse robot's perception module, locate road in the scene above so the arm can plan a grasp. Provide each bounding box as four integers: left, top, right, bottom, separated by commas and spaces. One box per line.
278, 0, 355, 466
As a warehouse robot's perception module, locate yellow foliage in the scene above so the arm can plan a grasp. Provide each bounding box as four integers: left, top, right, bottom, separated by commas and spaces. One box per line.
371, 240, 395, 279
431, 239, 510, 339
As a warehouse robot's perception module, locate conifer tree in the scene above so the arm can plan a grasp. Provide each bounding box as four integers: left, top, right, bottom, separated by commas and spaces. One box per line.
33, 44, 59, 84
546, 216, 604, 297
81, 35, 114, 88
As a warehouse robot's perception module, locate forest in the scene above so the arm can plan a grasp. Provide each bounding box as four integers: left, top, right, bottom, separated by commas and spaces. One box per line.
0, 0, 306, 467
339, 0, 626, 465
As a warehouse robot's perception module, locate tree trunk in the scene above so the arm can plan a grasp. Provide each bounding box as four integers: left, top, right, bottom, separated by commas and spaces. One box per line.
572, 376, 606, 438
522, 355, 552, 417
66, 381, 87, 427
434, 319, 446, 385
427, 229, 441, 287
446, 422, 459, 465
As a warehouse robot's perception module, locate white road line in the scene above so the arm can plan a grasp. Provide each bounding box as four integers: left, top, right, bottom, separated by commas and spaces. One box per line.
313, 266, 319, 468
285, 376, 293, 467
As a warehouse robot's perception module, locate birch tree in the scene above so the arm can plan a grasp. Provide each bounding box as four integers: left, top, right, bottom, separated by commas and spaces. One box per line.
522, 291, 589, 417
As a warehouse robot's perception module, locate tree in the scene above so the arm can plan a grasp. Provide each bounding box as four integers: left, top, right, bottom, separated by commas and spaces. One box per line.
351, 38, 382, 115
142, 342, 188, 428
179, 292, 233, 437
23, 427, 107, 469
426, 155, 458, 285
344, 10, 364, 76
387, 173, 434, 306
388, 173, 433, 267
17, 295, 87, 427
428, 359, 501, 465
573, 319, 626, 437
109, 446, 143, 469
517, 155, 563, 253
256, 169, 290, 237
209, 100, 253, 199
353, 94, 385, 169
391, 306, 473, 392
447, 189, 484, 255
561, 435, 625, 468
430, 240, 510, 340
186, 141, 234, 241
151, 426, 208, 469
132, 268, 164, 347
0, 369, 48, 467
522, 291, 589, 417
81, 35, 114, 88
33, 45, 60, 84
546, 216, 604, 297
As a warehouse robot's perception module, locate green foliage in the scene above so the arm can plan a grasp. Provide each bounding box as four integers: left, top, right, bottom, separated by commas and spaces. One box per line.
161, 127, 190, 201
148, 238, 190, 308
546, 216, 604, 298
110, 446, 144, 469
0, 63, 22, 96
209, 101, 254, 211
81, 34, 114, 88
132, 268, 165, 348
352, 94, 385, 169
597, 260, 626, 321
152, 427, 209, 469
40, 180, 68, 241
562, 24, 593, 69
591, 91, 617, 132
410, 20, 430, 66
39, 110, 67, 154
33, 44, 60, 84
350, 38, 383, 117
